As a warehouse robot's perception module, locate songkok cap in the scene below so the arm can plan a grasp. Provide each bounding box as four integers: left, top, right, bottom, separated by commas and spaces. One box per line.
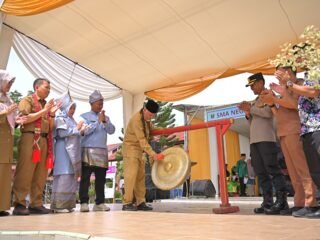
245, 72, 265, 87
145, 99, 159, 114
89, 90, 104, 103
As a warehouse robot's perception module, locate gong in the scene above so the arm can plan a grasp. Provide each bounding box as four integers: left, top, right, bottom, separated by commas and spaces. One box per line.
151, 147, 191, 190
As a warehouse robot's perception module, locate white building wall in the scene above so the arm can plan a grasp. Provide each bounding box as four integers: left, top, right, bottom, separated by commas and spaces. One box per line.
239, 134, 250, 158
208, 128, 219, 196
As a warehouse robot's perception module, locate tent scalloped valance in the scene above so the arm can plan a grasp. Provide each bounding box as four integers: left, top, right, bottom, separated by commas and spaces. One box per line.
0, 0, 73, 16
145, 61, 275, 102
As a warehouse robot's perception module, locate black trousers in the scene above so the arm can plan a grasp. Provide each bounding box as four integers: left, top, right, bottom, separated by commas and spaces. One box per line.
301, 131, 320, 188
79, 165, 107, 204
250, 142, 286, 196
239, 177, 246, 196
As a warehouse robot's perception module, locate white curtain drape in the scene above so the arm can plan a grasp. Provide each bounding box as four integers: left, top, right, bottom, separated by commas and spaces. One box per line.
13, 32, 121, 101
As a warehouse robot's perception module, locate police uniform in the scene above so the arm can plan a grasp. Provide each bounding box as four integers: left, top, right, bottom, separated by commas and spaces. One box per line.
13, 95, 49, 208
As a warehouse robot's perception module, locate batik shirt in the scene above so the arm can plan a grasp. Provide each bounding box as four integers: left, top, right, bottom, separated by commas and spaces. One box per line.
298, 78, 320, 136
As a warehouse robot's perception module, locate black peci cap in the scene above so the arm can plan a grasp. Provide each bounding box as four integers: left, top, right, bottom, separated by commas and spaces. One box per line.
145, 99, 159, 113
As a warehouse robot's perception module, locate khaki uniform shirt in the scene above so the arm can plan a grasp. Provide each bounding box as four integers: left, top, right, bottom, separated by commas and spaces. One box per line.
19, 95, 49, 134
122, 111, 156, 158
276, 85, 301, 137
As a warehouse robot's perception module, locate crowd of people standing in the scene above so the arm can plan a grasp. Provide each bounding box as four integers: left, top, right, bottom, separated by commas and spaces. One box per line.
239, 68, 320, 218
1, 65, 320, 219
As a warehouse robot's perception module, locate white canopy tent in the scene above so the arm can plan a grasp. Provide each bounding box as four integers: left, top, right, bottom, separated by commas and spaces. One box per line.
1, 0, 320, 125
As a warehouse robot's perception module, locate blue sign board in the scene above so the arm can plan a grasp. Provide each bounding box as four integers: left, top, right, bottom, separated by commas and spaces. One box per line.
206, 105, 245, 121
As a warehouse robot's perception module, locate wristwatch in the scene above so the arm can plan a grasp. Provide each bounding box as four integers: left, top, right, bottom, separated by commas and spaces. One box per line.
286, 80, 293, 88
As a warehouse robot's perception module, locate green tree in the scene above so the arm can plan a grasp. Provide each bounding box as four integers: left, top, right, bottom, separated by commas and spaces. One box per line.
151, 100, 179, 150
9, 90, 23, 104
12, 128, 21, 163
115, 128, 124, 177
9, 90, 24, 162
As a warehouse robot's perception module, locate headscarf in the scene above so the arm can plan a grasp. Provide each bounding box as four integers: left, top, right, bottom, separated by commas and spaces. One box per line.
0, 70, 16, 132
56, 91, 76, 118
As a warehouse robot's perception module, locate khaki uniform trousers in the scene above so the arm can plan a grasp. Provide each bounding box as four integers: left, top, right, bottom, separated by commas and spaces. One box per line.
13, 133, 48, 207
280, 134, 317, 207
123, 155, 146, 205
0, 120, 13, 211
0, 164, 12, 211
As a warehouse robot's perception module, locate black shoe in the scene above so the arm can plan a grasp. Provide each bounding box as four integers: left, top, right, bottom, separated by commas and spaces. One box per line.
13, 204, 30, 216
254, 194, 274, 214
28, 206, 52, 214
294, 207, 319, 218
254, 206, 266, 214
0, 211, 10, 217
137, 202, 153, 211
122, 203, 137, 211
280, 206, 303, 216
305, 209, 320, 219
254, 204, 272, 214
264, 191, 289, 215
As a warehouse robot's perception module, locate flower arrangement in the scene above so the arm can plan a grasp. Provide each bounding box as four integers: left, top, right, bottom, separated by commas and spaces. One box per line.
269, 25, 320, 81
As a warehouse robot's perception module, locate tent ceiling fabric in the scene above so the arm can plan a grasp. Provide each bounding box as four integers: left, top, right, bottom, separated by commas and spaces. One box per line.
12, 31, 121, 101
3, 0, 320, 96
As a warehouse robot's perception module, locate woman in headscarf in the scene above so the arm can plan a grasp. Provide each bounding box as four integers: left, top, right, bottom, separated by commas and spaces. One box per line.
0, 70, 26, 217
51, 93, 86, 213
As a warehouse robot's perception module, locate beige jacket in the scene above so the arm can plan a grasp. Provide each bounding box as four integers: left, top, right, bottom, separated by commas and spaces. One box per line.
122, 110, 156, 158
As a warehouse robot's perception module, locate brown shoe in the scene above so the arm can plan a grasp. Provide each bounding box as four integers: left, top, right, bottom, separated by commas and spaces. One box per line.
13, 205, 30, 216
28, 206, 52, 214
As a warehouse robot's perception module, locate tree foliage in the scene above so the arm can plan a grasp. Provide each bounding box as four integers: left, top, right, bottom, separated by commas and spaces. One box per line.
151, 100, 179, 150
9, 90, 23, 104
9, 89, 24, 162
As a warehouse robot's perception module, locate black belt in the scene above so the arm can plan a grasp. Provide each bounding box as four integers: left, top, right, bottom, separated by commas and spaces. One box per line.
22, 131, 48, 138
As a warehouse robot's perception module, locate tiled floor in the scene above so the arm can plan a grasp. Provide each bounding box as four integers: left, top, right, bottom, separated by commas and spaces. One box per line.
0, 197, 319, 240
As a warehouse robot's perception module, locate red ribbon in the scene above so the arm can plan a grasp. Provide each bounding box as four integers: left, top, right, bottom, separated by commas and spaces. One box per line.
31, 94, 54, 169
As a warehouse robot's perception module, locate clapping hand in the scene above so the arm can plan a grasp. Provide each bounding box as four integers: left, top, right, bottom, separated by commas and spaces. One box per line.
275, 69, 291, 83
6, 103, 18, 114
77, 120, 84, 130
79, 121, 88, 135
238, 101, 251, 112
99, 110, 106, 123
15, 115, 28, 125
270, 83, 286, 95
44, 99, 55, 111
260, 89, 274, 105
50, 99, 62, 116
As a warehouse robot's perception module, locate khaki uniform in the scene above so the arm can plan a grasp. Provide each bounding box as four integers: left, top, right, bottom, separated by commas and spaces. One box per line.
13, 96, 49, 208
0, 113, 13, 211
122, 111, 156, 205
276, 88, 317, 207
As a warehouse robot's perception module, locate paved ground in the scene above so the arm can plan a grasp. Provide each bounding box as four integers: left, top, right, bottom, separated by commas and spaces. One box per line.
0, 197, 319, 240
